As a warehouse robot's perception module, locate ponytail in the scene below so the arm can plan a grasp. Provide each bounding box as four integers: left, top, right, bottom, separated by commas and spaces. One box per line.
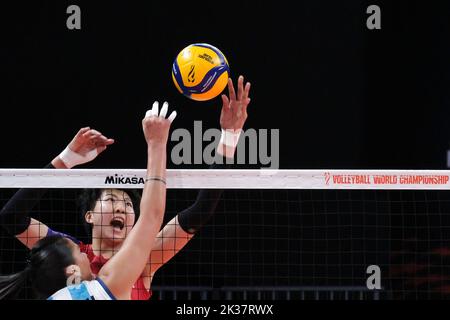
0, 235, 75, 300
0, 267, 30, 299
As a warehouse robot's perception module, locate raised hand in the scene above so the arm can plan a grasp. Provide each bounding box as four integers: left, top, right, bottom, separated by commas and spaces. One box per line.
142, 101, 177, 146
56, 127, 114, 168
220, 75, 251, 131
68, 127, 114, 156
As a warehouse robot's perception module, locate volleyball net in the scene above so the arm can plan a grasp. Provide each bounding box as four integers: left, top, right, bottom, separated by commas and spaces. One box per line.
1, 169, 450, 300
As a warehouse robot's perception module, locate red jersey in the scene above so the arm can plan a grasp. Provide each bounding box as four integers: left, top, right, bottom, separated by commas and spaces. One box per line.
79, 242, 152, 300
46, 228, 152, 300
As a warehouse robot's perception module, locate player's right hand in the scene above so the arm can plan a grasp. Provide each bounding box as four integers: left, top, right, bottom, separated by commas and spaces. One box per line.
69, 127, 115, 156
142, 101, 177, 146
58, 127, 115, 168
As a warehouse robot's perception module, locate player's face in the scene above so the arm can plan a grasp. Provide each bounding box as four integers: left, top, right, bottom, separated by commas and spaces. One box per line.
89, 189, 136, 243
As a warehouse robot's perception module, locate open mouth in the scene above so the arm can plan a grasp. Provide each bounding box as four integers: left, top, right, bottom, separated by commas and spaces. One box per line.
110, 217, 125, 230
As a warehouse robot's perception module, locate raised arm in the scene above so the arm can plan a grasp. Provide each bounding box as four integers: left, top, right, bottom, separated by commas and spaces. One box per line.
0, 127, 114, 249
98, 102, 176, 300
143, 76, 252, 284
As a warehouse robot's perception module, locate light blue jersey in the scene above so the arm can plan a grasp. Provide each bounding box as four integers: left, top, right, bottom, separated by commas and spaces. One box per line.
48, 278, 116, 300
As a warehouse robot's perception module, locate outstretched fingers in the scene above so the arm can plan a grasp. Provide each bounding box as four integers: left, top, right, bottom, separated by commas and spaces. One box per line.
167, 110, 177, 123
243, 82, 251, 101
221, 94, 230, 110
145, 101, 177, 123
159, 102, 168, 118
227, 78, 236, 102
145, 101, 160, 118
237, 75, 244, 101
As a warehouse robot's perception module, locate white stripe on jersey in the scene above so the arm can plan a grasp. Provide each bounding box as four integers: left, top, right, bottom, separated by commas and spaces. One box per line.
48, 278, 116, 300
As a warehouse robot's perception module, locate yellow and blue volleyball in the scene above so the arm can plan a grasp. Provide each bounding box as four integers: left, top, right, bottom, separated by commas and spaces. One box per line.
172, 43, 230, 101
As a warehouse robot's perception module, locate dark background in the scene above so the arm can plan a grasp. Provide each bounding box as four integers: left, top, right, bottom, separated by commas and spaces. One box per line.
0, 0, 450, 300
1, 0, 449, 169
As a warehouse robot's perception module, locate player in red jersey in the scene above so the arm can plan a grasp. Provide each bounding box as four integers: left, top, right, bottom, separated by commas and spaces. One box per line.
0, 76, 251, 299
1, 102, 175, 300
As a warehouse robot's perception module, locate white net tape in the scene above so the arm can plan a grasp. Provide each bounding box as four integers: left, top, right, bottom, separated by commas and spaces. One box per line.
0, 169, 449, 189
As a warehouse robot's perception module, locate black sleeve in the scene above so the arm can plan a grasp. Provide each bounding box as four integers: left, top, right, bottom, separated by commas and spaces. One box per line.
0, 163, 55, 236
177, 160, 229, 234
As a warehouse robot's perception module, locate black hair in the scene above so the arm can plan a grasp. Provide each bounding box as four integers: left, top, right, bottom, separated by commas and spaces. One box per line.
0, 236, 74, 300
78, 189, 141, 238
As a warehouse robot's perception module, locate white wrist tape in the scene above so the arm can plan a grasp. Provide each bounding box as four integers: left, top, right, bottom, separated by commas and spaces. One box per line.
59, 147, 98, 169
219, 129, 242, 148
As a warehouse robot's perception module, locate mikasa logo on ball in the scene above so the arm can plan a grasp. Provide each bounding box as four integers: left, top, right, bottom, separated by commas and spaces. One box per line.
198, 53, 214, 64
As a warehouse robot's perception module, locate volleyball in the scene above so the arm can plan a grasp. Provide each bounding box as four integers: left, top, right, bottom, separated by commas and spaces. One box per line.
172, 43, 230, 101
